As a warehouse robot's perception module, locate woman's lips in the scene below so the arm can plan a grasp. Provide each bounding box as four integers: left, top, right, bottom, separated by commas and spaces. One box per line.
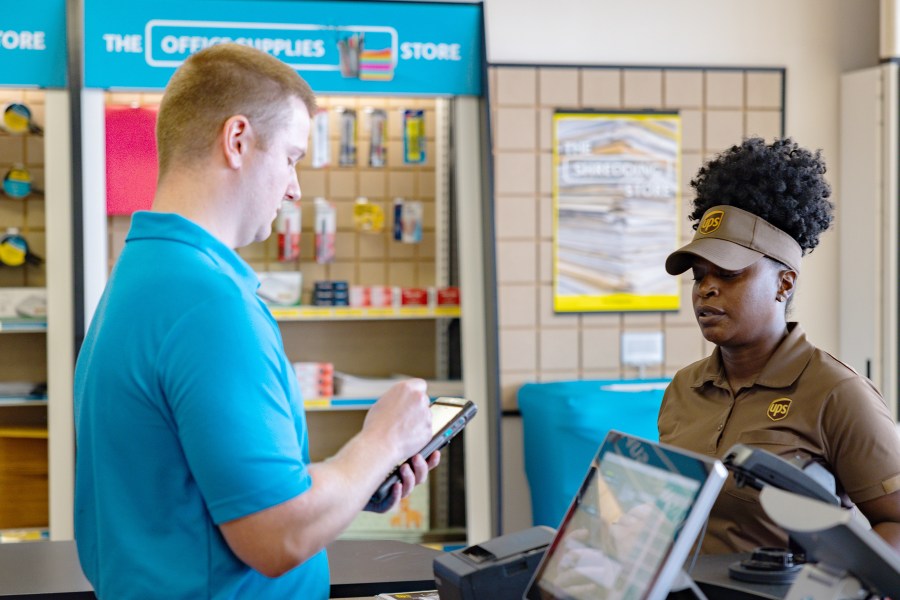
696, 304, 725, 324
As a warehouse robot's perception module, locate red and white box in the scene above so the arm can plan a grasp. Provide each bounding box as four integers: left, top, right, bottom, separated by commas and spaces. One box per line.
369, 285, 397, 308
349, 286, 369, 307
400, 287, 430, 306
293, 362, 334, 398
436, 286, 460, 306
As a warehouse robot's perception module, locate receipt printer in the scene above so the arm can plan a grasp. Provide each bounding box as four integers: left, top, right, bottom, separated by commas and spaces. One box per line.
433, 526, 555, 600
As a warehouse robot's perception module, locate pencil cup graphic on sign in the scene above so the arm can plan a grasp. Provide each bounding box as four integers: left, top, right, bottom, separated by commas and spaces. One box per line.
338, 33, 363, 78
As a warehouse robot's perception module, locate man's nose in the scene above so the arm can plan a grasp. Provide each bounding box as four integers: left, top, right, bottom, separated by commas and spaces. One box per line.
285, 168, 301, 201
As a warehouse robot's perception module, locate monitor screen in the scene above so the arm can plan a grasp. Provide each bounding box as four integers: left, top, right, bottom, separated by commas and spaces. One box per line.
524, 431, 727, 600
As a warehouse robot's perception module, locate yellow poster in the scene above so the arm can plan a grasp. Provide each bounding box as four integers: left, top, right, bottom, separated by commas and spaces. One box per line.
552, 111, 681, 312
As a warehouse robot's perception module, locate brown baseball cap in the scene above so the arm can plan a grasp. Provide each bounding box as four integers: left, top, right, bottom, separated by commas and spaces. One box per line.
666, 205, 802, 275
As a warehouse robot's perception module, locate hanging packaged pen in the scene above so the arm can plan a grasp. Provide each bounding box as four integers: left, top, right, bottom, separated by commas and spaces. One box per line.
338, 108, 357, 166
402, 109, 425, 164
314, 197, 337, 264
393, 198, 423, 244
275, 199, 301, 261
353, 196, 385, 233
312, 109, 330, 169
368, 109, 387, 167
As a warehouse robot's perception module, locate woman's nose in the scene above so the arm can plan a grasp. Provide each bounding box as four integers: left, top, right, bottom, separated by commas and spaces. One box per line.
695, 277, 717, 297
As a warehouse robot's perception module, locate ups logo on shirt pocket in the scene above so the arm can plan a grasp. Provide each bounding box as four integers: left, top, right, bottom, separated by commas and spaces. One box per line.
767, 398, 792, 421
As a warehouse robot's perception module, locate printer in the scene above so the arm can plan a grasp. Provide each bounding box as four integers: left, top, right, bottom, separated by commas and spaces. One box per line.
433, 526, 555, 600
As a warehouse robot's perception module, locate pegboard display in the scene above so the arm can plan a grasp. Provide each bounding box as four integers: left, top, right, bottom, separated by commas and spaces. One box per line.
106, 93, 439, 305
0, 89, 48, 529
0, 89, 46, 289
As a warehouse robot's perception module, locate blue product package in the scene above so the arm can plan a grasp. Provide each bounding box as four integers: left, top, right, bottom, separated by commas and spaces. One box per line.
3, 166, 31, 199
517, 378, 669, 528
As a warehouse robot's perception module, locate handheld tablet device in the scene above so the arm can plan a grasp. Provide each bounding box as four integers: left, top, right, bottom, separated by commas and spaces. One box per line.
523, 430, 727, 600
370, 396, 477, 505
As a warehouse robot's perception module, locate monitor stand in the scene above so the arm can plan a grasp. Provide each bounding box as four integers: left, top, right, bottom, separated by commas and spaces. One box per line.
666, 569, 709, 600
783, 563, 864, 600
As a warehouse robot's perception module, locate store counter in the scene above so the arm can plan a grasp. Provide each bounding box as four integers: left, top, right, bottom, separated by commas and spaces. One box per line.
0, 540, 789, 599
0, 538, 439, 599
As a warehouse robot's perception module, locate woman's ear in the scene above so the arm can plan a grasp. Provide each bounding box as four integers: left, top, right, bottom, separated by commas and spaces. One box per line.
776, 268, 797, 303
221, 115, 252, 169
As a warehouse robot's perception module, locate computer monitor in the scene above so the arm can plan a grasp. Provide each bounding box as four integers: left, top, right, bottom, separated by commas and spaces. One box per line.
523, 431, 727, 600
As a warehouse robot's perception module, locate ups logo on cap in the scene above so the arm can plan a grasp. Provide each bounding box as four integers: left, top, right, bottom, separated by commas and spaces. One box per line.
767, 398, 792, 421
699, 210, 725, 235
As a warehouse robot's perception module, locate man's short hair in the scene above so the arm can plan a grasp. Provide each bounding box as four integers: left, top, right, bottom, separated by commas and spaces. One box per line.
156, 43, 317, 176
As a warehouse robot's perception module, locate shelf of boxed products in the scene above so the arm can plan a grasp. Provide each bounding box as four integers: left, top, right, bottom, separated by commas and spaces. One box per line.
271, 305, 460, 322
302, 391, 466, 412
297, 367, 465, 412
0, 399, 47, 407
260, 281, 461, 322
0, 383, 48, 407
0, 319, 46, 333
0, 288, 47, 332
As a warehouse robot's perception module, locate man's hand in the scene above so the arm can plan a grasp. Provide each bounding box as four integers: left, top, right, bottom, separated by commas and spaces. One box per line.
362, 379, 433, 466
365, 452, 442, 513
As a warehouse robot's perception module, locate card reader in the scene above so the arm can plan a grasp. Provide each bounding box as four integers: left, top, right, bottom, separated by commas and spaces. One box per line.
433, 526, 555, 600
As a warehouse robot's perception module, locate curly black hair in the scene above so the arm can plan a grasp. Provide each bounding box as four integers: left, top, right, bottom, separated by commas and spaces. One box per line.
689, 137, 834, 254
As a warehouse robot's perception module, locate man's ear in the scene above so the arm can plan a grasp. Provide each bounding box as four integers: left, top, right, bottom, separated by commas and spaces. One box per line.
221, 115, 252, 169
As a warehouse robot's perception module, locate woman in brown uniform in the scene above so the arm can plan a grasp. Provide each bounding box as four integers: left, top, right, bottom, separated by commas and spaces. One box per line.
659, 137, 900, 554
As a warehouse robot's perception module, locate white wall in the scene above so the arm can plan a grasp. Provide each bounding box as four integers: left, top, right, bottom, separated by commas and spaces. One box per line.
484, 0, 880, 354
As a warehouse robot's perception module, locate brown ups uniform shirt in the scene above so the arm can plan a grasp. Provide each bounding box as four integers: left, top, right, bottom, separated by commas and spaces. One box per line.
659, 323, 900, 554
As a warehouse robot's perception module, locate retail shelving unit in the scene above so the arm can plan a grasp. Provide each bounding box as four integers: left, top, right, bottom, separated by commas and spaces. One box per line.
80, 0, 494, 545
0, 37, 76, 539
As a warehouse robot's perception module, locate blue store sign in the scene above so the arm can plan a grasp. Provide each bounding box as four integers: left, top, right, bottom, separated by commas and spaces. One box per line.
0, 0, 67, 88
84, 0, 483, 95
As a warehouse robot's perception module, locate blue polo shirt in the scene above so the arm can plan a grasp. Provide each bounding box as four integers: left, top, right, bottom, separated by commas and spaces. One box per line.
74, 212, 328, 599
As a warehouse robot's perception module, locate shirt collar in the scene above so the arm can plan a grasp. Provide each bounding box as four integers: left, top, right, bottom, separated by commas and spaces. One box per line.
691, 322, 814, 390
126, 211, 259, 291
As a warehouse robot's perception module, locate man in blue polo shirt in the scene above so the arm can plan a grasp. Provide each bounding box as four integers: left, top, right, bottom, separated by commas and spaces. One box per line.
74, 43, 438, 599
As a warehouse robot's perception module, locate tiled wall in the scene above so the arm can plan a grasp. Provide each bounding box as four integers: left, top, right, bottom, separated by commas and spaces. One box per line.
107, 93, 439, 304
488, 66, 785, 410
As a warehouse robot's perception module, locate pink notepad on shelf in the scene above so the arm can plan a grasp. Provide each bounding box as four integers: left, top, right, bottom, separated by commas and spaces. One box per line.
105, 105, 159, 216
